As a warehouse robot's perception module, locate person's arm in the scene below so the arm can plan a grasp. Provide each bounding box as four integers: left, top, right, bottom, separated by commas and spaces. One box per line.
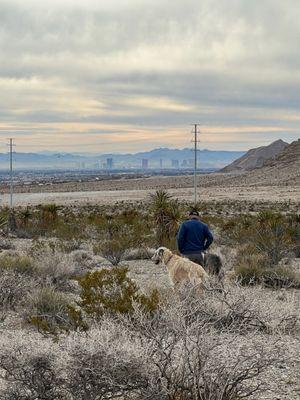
177, 223, 187, 253
203, 225, 213, 250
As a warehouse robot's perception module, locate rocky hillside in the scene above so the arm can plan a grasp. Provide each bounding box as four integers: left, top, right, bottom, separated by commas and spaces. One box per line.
222, 139, 300, 186
220, 139, 288, 172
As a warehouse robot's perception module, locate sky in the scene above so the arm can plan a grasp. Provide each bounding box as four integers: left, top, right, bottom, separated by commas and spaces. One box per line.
0, 0, 299, 153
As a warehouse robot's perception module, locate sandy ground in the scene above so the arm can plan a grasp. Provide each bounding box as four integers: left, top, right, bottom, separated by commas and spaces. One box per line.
1, 185, 299, 206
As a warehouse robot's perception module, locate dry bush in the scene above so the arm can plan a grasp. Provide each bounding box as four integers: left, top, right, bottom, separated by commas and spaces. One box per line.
29, 240, 77, 285
234, 249, 267, 285
124, 246, 155, 260
262, 266, 300, 289
0, 271, 34, 311
147, 282, 300, 336
0, 332, 67, 400
94, 238, 130, 265
0, 287, 295, 400
0, 254, 37, 276
221, 211, 297, 266
65, 321, 148, 399
0, 238, 13, 250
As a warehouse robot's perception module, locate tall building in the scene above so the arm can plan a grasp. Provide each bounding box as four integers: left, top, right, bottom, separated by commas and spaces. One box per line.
142, 159, 148, 169
106, 158, 113, 169
181, 159, 188, 168
159, 159, 163, 169
171, 159, 179, 168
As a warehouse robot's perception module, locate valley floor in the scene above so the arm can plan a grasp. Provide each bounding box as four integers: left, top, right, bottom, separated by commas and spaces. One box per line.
1, 184, 299, 206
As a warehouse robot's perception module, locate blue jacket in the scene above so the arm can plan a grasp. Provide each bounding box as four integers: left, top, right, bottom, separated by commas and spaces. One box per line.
177, 219, 213, 254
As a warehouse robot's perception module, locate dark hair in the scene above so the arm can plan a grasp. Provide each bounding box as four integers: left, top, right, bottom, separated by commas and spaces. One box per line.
189, 210, 199, 217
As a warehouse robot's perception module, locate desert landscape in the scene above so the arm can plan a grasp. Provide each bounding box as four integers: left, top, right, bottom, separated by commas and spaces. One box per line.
1, 0, 300, 397
0, 139, 299, 399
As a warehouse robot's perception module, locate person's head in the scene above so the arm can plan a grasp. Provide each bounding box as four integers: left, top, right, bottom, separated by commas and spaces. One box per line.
188, 210, 200, 220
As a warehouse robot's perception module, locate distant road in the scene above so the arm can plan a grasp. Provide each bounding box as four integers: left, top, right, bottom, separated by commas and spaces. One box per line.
1, 185, 299, 206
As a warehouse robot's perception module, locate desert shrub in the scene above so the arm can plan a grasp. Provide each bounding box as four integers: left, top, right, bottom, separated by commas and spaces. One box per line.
0, 332, 67, 400
0, 272, 34, 311
25, 287, 87, 335
66, 321, 148, 400
262, 266, 300, 289
148, 282, 300, 335
0, 238, 13, 250
92, 211, 152, 264
143, 328, 279, 400
0, 285, 297, 400
0, 254, 37, 275
76, 267, 159, 319
0, 214, 8, 231
126, 292, 284, 400
95, 238, 129, 265
29, 240, 76, 285
288, 213, 300, 257
125, 246, 155, 260
221, 211, 296, 266
234, 245, 300, 288
254, 211, 292, 266
234, 248, 267, 285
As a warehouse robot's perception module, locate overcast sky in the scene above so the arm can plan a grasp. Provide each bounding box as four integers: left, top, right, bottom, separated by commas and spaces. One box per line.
0, 0, 299, 153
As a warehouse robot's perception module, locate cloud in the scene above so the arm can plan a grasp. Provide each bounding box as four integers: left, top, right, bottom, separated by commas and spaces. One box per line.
0, 0, 299, 152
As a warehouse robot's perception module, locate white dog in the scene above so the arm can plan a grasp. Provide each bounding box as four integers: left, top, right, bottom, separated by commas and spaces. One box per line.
151, 247, 208, 291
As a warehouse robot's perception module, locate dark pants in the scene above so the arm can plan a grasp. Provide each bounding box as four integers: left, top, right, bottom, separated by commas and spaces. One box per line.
183, 252, 204, 267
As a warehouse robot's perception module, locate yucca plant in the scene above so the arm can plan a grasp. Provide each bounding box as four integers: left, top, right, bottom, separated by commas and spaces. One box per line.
0, 215, 7, 231
150, 190, 181, 247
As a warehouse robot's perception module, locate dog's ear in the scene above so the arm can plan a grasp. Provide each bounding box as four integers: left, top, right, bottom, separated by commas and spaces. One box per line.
158, 248, 165, 257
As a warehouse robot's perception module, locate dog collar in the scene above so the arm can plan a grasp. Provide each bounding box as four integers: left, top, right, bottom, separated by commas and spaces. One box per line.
165, 254, 174, 265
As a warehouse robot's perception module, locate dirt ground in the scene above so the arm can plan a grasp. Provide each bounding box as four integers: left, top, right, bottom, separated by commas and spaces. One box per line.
1, 185, 299, 207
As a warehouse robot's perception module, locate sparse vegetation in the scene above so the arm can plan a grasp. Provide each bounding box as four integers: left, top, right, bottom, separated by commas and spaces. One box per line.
25, 287, 87, 335
0, 199, 299, 399
76, 267, 160, 318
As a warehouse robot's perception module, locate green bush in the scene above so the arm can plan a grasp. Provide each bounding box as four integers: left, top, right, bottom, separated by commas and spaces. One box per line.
76, 267, 159, 319
26, 287, 87, 335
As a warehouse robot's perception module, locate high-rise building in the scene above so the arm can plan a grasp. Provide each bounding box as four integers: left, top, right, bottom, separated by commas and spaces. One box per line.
171, 159, 179, 168
106, 158, 113, 169
181, 159, 188, 168
159, 159, 163, 169
142, 159, 148, 169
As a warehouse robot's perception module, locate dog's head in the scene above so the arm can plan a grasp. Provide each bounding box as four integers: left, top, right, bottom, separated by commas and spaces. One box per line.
151, 247, 167, 264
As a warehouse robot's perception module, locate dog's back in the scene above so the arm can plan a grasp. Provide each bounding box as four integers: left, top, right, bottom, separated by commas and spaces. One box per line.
203, 253, 223, 277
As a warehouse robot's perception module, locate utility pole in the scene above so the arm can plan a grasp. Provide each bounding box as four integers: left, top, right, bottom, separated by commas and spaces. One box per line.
9, 138, 14, 209
7, 138, 16, 232
191, 124, 200, 205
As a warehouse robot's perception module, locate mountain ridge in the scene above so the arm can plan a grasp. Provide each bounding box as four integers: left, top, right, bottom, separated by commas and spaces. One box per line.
220, 139, 288, 172
0, 147, 245, 170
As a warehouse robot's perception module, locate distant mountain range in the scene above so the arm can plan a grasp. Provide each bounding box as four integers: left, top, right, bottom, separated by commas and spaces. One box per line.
220, 140, 288, 172
0, 148, 245, 170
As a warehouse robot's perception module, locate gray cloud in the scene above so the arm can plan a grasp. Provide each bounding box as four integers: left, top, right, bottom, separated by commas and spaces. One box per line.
0, 0, 299, 151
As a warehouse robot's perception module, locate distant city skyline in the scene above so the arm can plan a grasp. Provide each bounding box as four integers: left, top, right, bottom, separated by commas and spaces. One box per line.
0, 0, 299, 153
